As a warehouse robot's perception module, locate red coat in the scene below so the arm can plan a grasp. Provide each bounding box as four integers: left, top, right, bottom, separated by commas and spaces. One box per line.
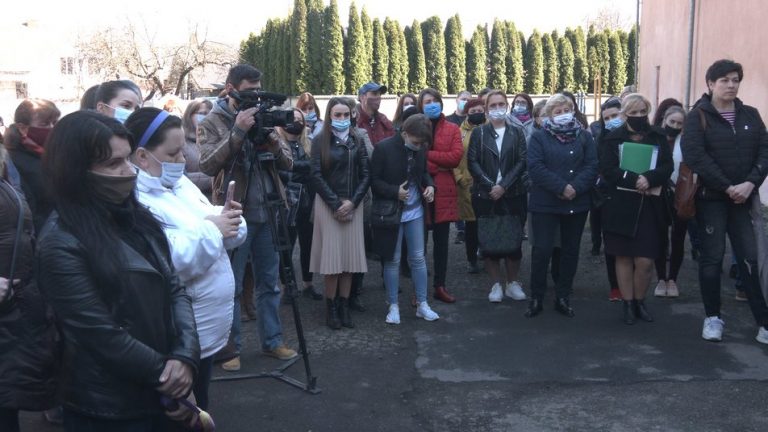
427, 116, 463, 224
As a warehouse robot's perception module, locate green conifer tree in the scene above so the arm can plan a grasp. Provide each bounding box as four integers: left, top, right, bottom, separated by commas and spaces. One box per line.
322, 0, 345, 94
524, 30, 544, 94
466, 25, 487, 93
421, 16, 447, 93
488, 19, 507, 91
558, 36, 575, 91
444, 14, 466, 94
542, 32, 559, 94
290, 0, 309, 94
505, 21, 525, 94
371, 18, 389, 86
406, 20, 427, 92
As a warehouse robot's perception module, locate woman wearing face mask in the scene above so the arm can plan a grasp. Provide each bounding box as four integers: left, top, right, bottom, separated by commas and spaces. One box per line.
277, 108, 322, 301
38, 110, 199, 430
310, 97, 371, 330
600, 93, 673, 325
446, 90, 471, 126
587, 97, 623, 301
94, 80, 142, 124
371, 114, 438, 324
2, 99, 60, 232
525, 94, 598, 318
181, 99, 214, 198
126, 107, 246, 412
297, 92, 323, 139
418, 88, 463, 303
507, 93, 535, 140
653, 106, 687, 299
682, 59, 768, 344
393, 93, 417, 132
455, 98, 486, 274
468, 90, 528, 304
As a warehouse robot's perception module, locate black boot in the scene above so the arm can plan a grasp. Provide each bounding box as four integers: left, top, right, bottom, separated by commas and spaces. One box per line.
554, 297, 575, 317
326, 298, 341, 330
622, 300, 636, 325
634, 299, 654, 322
338, 297, 354, 328
348, 279, 367, 312
525, 298, 543, 318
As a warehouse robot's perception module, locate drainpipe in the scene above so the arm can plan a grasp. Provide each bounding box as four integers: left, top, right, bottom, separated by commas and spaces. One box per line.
685, 0, 696, 109
635, 0, 640, 88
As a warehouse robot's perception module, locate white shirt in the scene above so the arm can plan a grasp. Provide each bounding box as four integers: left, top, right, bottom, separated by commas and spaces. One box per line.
135, 171, 247, 358
671, 135, 683, 183
495, 127, 505, 183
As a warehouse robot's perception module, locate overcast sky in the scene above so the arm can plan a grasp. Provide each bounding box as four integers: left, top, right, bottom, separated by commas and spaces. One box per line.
2, 0, 638, 47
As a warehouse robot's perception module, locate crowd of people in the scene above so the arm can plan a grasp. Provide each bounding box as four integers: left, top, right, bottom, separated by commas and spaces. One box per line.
1, 58, 768, 431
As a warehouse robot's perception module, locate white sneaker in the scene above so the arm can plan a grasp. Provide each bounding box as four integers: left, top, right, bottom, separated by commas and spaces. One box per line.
385, 304, 400, 324
488, 283, 503, 303
666, 280, 679, 298
654, 280, 667, 297
756, 327, 768, 345
416, 302, 439, 321
702, 316, 725, 342
505, 281, 527, 300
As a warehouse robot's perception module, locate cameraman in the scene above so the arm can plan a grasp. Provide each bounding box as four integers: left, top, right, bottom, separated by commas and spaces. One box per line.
198, 64, 297, 370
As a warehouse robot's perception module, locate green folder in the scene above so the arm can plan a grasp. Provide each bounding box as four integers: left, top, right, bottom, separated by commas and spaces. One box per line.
619, 142, 658, 174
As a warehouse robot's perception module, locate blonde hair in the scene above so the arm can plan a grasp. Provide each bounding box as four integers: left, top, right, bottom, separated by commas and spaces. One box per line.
621, 93, 652, 115
543, 93, 574, 117
278, 108, 311, 156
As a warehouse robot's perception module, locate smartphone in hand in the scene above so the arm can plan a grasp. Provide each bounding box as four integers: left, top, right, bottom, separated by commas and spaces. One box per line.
223, 181, 235, 211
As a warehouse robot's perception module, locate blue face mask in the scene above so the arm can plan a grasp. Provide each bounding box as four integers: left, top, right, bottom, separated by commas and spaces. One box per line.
512, 105, 528, 115
305, 111, 318, 122
457, 100, 467, 112
112, 106, 134, 124
148, 151, 185, 188
194, 114, 206, 125
605, 117, 624, 130
331, 118, 351, 131
423, 102, 442, 119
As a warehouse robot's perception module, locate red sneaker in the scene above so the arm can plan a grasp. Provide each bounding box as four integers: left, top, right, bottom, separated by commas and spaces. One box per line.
609, 288, 622, 302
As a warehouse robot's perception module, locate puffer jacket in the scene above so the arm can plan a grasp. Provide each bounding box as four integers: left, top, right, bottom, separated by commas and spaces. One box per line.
453, 119, 478, 221
3, 125, 52, 231
197, 98, 293, 205
37, 212, 199, 419
681, 94, 768, 200
0, 179, 57, 411
311, 131, 371, 211
427, 115, 463, 224
135, 171, 246, 359
467, 122, 528, 200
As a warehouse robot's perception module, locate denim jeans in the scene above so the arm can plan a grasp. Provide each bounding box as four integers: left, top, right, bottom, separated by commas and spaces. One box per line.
530, 211, 588, 299
231, 222, 283, 352
696, 198, 768, 326
384, 217, 428, 305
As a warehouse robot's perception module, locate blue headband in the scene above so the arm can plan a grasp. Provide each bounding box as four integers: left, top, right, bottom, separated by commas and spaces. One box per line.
138, 110, 171, 148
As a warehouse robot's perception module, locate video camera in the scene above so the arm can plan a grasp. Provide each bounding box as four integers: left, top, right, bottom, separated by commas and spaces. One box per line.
230, 90, 294, 145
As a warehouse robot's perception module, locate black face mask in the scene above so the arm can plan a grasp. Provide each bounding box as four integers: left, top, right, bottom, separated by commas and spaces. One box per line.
626, 115, 650, 132
468, 112, 486, 126
664, 126, 682, 137
284, 121, 305, 136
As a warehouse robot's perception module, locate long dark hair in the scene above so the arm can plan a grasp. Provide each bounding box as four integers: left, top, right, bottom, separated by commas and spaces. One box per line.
42, 110, 168, 298
652, 98, 683, 127
318, 97, 349, 173
124, 107, 183, 151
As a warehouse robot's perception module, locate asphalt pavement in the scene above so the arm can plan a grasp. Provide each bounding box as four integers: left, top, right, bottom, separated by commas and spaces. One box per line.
21, 224, 768, 432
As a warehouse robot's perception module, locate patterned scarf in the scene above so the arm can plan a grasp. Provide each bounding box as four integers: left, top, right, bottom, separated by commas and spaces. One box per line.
513, 112, 532, 123
543, 117, 583, 143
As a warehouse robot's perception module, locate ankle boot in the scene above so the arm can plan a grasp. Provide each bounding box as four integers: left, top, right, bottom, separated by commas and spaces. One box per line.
525, 298, 543, 318
338, 297, 354, 328
348, 283, 367, 312
634, 299, 654, 322
622, 300, 636, 325
325, 298, 341, 330
554, 297, 575, 317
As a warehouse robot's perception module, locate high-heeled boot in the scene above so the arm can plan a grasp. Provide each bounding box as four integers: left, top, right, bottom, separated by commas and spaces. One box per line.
633, 299, 654, 322
338, 297, 355, 328
622, 300, 636, 325
326, 298, 341, 330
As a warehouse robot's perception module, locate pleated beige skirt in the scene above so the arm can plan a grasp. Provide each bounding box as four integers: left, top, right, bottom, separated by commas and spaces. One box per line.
309, 195, 368, 275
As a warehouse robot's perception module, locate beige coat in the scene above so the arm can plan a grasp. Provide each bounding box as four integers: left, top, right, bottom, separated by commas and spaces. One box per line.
453, 119, 478, 221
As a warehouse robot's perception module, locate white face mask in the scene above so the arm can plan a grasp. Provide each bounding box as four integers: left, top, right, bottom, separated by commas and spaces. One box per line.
489, 109, 507, 120
148, 151, 185, 188
552, 112, 574, 126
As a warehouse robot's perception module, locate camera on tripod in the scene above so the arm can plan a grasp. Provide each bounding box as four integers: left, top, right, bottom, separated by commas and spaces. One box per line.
230, 90, 295, 145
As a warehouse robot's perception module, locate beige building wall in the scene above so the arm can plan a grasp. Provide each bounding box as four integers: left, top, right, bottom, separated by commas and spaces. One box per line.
639, 0, 768, 116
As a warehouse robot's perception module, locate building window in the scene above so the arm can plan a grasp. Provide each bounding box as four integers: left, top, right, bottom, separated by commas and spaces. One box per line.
60, 57, 75, 75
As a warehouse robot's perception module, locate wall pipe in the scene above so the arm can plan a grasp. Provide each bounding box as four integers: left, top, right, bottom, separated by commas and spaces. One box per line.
685, 0, 696, 109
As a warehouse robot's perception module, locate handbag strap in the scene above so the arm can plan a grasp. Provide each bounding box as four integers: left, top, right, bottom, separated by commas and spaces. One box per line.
2, 180, 24, 302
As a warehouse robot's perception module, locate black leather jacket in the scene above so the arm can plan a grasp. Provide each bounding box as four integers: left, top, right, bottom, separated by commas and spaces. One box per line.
36, 213, 199, 419
467, 123, 528, 199
311, 132, 371, 211
279, 140, 312, 187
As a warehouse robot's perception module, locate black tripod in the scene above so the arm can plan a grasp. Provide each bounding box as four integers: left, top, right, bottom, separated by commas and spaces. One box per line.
212, 151, 320, 395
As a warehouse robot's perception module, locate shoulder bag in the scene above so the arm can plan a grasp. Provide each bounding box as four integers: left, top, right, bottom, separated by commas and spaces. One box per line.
674, 110, 704, 220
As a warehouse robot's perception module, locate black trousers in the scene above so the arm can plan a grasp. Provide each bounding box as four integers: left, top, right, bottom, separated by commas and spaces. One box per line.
530, 211, 588, 299
0, 408, 19, 432
192, 356, 214, 411
589, 208, 602, 251
428, 222, 451, 288
655, 213, 688, 281
281, 213, 313, 284
465, 220, 478, 265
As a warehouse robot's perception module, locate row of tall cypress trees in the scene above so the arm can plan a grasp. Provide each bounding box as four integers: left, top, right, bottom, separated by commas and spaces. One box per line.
239, 0, 637, 97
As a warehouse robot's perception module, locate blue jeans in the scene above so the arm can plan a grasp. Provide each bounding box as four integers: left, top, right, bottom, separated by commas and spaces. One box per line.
696, 198, 768, 326
384, 217, 428, 305
231, 223, 282, 352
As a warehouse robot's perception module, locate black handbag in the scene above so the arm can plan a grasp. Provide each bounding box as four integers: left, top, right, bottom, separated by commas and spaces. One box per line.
284, 181, 303, 227
1, 180, 24, 303
477, 202, 523, 256
370, 199, 403, 226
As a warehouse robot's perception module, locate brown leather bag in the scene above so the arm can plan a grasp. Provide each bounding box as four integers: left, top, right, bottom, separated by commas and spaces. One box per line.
674, 110, 705, 220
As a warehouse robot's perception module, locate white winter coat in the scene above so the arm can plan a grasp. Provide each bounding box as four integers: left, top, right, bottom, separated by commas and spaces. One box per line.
135, 171, 247, 359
